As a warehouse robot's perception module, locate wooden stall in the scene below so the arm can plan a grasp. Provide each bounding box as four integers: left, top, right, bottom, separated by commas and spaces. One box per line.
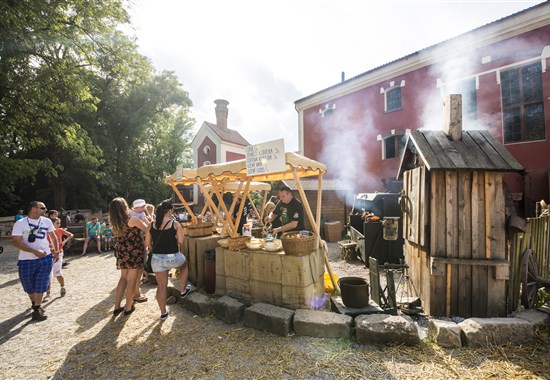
397, 95, 524, 317
166, 152, 338, 308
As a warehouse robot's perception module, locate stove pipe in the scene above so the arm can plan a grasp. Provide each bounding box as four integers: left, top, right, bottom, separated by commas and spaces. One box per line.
443, 94, 462, 141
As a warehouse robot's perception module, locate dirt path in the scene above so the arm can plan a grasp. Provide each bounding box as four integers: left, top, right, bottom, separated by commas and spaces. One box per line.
0, 241, 548, 379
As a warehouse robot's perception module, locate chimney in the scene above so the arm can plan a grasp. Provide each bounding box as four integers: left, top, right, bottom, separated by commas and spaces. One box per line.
214, 99, 229, 129
443, 94, 462, 141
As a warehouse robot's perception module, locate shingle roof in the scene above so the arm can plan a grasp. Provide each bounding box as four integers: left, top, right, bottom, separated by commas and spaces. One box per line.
205, 121, 249, 146
397, 130, 524, 178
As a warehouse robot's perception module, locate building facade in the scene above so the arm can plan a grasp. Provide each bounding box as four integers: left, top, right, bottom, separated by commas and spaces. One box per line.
295, 3, 550, 216
190, 99, 249, 205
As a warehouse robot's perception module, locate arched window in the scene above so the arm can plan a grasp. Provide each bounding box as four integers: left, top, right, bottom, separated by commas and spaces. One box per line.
203, 145, 210, 154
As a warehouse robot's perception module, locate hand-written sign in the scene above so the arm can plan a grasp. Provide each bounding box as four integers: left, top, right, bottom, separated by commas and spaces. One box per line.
246, 139, 286, 176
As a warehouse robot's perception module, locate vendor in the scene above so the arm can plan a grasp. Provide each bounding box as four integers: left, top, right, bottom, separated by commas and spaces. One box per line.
264, 186, 305, 237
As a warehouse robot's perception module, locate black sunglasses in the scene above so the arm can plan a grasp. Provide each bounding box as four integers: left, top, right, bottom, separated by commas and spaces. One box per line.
39, 207, 46, 210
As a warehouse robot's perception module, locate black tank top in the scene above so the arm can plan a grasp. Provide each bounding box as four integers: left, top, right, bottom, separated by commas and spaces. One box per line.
150, 220, 179, 254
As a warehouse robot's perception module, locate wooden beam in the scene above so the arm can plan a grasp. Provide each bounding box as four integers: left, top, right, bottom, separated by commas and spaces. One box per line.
169, 182, 196, 223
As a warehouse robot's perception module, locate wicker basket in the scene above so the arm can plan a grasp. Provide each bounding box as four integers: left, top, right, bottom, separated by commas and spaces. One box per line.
182, 221, 213, 237
228, 236, 251, 251
281, 231, 316, 256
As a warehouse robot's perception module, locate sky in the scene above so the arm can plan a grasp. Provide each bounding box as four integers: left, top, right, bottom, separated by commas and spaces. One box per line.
125, 0, 544, 153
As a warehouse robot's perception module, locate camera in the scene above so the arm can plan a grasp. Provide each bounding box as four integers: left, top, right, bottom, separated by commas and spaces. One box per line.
28, 233, 36, 243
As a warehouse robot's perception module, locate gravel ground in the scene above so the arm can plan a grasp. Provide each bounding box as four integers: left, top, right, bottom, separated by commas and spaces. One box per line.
1, 240, 549, 379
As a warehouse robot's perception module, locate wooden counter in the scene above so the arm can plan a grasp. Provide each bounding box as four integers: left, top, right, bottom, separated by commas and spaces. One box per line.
215, 247, 325, 309
184, 235, 221, 288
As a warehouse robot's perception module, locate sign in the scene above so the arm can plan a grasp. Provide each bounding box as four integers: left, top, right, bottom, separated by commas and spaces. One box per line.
246, 139, 285, 176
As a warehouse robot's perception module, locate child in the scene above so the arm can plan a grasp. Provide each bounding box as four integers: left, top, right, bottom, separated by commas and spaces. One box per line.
102, 221, 114, 251
44, 217, 73, 301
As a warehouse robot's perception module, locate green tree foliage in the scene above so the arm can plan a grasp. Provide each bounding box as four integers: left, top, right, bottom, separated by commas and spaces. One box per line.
0, 0, 194, 214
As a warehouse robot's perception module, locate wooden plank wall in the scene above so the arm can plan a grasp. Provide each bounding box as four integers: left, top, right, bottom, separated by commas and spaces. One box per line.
508, 215, 550, 313
404, 169, 508, 317
298, 190, 348, 232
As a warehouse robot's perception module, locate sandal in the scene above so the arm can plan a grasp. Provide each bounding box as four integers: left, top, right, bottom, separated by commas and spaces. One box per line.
140, 277, 150, 284
133, 295, 148, 303
113, 307, 124, 316
124, 306, 135, 316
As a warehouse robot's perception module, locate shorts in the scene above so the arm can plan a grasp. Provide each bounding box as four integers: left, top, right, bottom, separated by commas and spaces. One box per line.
87, 235, 99, 240
18, 255, 53, 294
52, 252, 64, 277
151, 252, 186, 273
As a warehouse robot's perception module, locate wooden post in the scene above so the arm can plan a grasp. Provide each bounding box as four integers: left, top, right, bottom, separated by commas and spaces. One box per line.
197, 179, 233, 235
291, 168, 339, 293
443, 94, 462, 141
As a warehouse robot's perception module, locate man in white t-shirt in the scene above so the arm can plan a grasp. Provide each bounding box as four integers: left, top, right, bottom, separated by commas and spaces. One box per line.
11, 201, 60, 321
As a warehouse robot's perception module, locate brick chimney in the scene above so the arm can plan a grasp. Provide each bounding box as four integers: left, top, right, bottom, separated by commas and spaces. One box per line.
214, 99, 229, 129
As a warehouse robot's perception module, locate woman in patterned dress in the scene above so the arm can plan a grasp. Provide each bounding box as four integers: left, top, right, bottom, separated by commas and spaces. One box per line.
109, 197, 149, 316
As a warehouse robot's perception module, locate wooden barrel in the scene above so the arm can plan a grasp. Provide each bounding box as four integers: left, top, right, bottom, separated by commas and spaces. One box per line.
182, 222, 213, 238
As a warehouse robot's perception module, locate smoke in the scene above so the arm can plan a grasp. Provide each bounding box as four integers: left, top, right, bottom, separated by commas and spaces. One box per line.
312, 102, 381, 196
420, 34, 482, 131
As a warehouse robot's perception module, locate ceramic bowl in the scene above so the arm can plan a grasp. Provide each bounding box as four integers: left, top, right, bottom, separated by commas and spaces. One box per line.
264, 239, 282, 252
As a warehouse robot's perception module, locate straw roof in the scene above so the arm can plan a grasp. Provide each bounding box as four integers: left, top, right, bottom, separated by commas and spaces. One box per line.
165, 152, 327, 185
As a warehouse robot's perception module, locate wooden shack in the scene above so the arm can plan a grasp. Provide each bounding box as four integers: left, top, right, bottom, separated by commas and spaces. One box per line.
397, 95, 524, 317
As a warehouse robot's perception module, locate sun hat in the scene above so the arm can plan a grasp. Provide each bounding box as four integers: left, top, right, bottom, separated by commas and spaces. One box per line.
132, 199, 146, 208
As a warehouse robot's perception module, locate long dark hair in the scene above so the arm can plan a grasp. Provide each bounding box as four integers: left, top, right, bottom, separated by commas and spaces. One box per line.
109, 197, 130, 237
155, 200, 173, 229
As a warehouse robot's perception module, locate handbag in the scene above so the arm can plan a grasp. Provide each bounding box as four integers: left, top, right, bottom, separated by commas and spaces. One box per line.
145, 219, 171, 273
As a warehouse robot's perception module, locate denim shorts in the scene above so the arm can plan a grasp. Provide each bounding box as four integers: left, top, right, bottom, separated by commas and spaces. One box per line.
151, 252, 186, 273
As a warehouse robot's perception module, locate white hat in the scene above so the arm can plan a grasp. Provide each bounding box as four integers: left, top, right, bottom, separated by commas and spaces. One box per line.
132, 199, 146, 208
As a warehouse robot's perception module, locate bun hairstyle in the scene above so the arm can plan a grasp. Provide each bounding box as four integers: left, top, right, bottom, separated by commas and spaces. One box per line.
155, 200, 174, 229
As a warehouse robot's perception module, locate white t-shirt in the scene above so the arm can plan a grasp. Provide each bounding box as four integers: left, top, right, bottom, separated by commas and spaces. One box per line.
11, 216, 55, 260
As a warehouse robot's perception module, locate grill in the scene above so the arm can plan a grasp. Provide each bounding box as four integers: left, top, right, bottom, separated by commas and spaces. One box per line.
349, 193, 404, 265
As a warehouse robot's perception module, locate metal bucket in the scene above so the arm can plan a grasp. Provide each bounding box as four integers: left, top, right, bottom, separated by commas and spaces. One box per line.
338, 277, 369, 308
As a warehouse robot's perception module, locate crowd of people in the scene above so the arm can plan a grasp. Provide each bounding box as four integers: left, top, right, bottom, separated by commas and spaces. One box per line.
10, 185, 304, 323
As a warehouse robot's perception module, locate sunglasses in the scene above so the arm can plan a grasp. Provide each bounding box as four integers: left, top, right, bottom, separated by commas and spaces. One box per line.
39, 207, 46, 210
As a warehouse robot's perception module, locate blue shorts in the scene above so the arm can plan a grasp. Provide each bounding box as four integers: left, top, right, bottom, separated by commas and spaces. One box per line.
18, 255, 53, 294
151, 252, 186, 273
87, 235, 99, 240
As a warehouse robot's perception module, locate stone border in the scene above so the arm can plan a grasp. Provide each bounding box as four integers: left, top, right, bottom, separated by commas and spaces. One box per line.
177, 289, 550, 347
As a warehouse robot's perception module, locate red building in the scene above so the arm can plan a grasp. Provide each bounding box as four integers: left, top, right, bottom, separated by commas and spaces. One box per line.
295, 3, 550, 216
190, 99, 249, 205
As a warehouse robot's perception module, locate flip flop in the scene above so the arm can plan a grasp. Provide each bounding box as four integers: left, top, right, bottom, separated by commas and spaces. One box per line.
113, 307, 124, 316
133, 295, 148, 303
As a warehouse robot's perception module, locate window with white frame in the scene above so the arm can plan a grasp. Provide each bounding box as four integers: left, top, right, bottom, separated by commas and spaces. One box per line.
501, 62, 545, 143
380, 80, 405, 113
377, 130, 408, 159
203, 145, 210, 154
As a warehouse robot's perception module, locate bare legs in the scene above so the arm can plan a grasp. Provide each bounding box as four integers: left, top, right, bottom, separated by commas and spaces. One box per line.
178, 262, 189, 292
82, 236, 101, 255
154, 271, 169, 315
114, 268, 141, 311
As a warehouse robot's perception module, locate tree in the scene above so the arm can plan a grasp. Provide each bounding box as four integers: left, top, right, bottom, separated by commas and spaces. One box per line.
0, 1, 196, 213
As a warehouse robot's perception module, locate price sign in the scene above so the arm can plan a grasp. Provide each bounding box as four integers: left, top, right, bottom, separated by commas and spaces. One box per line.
246, 139, 285, 176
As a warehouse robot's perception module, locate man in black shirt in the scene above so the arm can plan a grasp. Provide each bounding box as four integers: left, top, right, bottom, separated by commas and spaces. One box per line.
265, 186, 305, 236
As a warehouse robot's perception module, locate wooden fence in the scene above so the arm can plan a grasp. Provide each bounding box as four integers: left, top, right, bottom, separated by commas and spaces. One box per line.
507, 215, 550, 313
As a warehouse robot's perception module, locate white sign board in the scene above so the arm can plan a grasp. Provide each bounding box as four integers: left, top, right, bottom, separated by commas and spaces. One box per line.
246, 139, 286, 176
